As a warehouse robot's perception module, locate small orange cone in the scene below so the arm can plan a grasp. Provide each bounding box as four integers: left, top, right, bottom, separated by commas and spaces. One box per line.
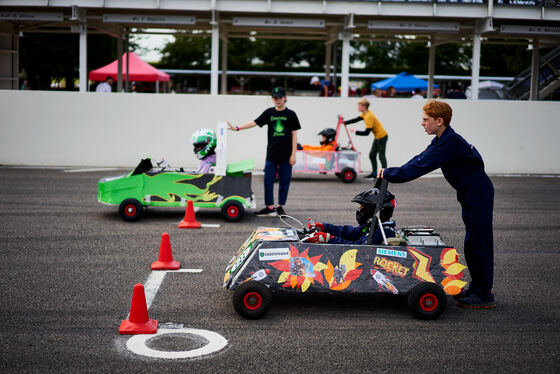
151, 233, 180, 270
119, 283, 158, 335
178, 200, 201, 229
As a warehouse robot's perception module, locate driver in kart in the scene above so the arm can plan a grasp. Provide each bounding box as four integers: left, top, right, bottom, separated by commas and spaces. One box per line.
191, 128, 217, 174
297, 128, 337, 151
307, 187, 397, 245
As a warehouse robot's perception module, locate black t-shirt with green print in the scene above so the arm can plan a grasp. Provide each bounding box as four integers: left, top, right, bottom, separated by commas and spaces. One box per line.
255, 107, 301, 163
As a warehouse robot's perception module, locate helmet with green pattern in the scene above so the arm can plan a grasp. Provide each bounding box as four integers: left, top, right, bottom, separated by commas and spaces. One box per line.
190, 128, 217, 160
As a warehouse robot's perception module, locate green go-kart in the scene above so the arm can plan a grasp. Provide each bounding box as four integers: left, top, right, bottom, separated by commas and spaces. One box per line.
97, 158, 255, 222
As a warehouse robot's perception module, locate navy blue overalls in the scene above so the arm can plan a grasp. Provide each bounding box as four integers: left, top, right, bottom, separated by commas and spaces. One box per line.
383, 126, 494, 299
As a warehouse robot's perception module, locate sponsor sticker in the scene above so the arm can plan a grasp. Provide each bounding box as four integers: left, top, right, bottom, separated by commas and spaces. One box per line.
259, 247, 290, 261
376, 248, 407, 259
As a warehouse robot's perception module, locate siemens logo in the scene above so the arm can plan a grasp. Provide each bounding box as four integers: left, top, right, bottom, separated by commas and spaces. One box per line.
376, 248, 407, 259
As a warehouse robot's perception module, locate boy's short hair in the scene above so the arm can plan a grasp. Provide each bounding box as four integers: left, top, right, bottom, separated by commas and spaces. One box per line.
357, 97, 370, 109
423, 100, 452, 126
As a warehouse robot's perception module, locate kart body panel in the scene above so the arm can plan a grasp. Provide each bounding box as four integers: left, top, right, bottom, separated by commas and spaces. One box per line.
97, 158, 255, 211
224, 227, 467, 297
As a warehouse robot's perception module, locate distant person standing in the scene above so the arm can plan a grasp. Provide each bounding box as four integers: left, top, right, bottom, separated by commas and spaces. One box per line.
227, 87, 301, 217
310, 76, 335, 97
96, 76, 114, 93
344, 97, 388, 180
384, 86, 396, 98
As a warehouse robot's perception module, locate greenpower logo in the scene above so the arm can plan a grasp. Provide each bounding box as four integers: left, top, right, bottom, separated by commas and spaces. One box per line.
271, 116, 286, 137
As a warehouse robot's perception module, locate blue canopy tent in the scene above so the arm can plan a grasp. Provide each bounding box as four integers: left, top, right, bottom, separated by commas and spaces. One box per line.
371, 72, 439, 92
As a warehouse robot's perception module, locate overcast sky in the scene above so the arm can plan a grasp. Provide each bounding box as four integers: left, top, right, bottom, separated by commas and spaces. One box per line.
131, 33, 175, 63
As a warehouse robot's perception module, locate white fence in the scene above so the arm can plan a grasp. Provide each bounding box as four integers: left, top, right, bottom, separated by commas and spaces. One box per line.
1, 90, 558, 174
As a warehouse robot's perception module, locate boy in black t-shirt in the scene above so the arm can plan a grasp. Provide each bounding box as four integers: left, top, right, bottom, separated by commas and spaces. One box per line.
227, 87, 301, 217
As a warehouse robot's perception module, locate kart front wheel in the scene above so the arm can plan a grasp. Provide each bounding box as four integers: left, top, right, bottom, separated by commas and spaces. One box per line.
340, 167, 357, 183
233, 281, 272, 319
119, 199, 143, 222
221, 200, 245, 222
408, 282, 447, 320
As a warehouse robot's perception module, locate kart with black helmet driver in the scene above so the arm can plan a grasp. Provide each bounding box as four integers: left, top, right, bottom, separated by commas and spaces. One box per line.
293, 116, 362, 183
223, 179, 469, 320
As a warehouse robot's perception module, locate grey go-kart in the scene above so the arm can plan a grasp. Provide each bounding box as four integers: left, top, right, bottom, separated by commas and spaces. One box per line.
223, 180, 468, 320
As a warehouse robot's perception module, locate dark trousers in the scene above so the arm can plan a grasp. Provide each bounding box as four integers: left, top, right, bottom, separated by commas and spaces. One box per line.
264, 160, 292, 207
370, 135, 388, 174
461, 178, 495, 299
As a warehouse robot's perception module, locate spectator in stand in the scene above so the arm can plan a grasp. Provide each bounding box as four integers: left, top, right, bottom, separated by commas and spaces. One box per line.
310, 76, 335, 97
411, 88, 424, 99
96, 76, 113, 93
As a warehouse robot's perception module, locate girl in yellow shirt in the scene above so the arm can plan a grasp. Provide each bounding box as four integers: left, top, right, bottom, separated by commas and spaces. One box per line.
344, 98, 388, 180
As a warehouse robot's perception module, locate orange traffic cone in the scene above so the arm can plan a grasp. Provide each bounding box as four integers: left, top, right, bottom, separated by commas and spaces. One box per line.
178, 200, 201, 229
119, 283, 158, 335
151, 233, 180, 270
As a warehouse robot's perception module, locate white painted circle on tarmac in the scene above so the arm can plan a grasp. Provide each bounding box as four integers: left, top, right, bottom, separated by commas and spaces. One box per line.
126, 328, 228, 359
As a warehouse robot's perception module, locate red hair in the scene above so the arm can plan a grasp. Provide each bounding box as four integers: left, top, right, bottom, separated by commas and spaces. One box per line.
423, 100, 452, 126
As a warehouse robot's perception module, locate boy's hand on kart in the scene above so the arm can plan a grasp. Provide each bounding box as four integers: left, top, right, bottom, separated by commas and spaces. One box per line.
306, 232, 331, 243
226, 121, 236, 131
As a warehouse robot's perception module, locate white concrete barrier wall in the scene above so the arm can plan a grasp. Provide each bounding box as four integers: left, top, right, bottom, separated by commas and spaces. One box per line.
1, 90, 558, 174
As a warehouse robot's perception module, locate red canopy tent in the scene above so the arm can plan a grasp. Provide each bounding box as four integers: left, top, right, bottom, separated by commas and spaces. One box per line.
88, 52, 170, 83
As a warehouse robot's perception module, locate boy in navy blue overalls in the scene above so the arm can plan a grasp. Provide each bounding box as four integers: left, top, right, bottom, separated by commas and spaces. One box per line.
378, 100, 495, 309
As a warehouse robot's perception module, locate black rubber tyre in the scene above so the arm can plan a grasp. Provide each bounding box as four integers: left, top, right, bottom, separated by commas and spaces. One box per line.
221, 200, 245, 222
119, 198, 143, 222
340, 167, 357, 183
232, 281, 272, 319
408, 282, 447, 320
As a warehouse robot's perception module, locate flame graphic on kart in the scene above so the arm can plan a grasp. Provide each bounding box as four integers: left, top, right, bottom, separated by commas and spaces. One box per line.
439, 248, 468, 295
323, 249, 363, 291
269, 245, 328, 292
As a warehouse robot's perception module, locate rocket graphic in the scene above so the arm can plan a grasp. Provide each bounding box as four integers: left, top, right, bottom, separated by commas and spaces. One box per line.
370, 269, 399, 294
250, 269, 270, 281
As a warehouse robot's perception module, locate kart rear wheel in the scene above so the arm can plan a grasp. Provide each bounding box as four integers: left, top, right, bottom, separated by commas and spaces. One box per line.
233, 281, 272, 319
119, 199, 143, 222
408, 282, 447, 320
340, 167, 357, 183
221, 200, 245, 222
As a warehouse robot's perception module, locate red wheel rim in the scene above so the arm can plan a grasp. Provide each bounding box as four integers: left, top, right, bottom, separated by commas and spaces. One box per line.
227, 205, 239, 217
243, 292, 262, 311
125, 204, 137, 217
344, 171, 353, 180
419, 293, 438, 312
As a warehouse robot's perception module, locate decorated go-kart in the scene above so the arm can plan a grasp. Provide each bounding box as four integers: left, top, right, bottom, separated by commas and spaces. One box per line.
223, 180, 468, 319
97, 123, 255, 222
293, 116, 361, 183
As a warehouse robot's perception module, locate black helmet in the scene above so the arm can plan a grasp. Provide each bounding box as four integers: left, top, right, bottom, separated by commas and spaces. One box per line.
318, 128, 336, 145
352, 188, 395, 225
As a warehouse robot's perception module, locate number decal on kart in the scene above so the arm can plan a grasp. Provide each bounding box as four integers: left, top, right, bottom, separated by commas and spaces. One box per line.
408, 248, 435, 283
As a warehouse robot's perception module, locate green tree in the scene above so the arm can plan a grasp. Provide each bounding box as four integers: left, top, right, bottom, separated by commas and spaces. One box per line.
158, 36, 211, 68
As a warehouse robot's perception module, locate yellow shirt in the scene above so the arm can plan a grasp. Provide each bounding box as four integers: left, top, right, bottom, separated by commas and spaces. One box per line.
361, 110, 387, 139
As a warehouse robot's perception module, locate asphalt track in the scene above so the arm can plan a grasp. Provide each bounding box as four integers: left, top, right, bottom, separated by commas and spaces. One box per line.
0, 167, 559, 373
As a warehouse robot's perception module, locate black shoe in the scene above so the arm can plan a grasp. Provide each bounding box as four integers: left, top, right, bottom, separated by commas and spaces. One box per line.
364, 173, 376, 180
458, 294, 496, 309
276, 206, 286, 217
255, 207, 277, 217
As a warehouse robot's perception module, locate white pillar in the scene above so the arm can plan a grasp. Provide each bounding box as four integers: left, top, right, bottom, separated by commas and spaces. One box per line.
79, 12, 87, 93
325, 42, 332, 81
117, 28, 123, 92
427, 39, 436, 99
220, 35, 228, 95
340, 33, 351, 98
210, 23, 219, 95
529, 38, 539, 101
470, 33, 481, 100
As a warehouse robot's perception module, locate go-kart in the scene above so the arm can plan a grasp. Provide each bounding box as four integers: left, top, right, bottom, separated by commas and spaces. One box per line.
97, 157, 255, 222
293, 116, 361, 183
223, 180, 468, 319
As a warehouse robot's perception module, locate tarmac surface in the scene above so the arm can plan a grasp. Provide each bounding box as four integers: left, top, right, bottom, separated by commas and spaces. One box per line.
0, 167, 559, 373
